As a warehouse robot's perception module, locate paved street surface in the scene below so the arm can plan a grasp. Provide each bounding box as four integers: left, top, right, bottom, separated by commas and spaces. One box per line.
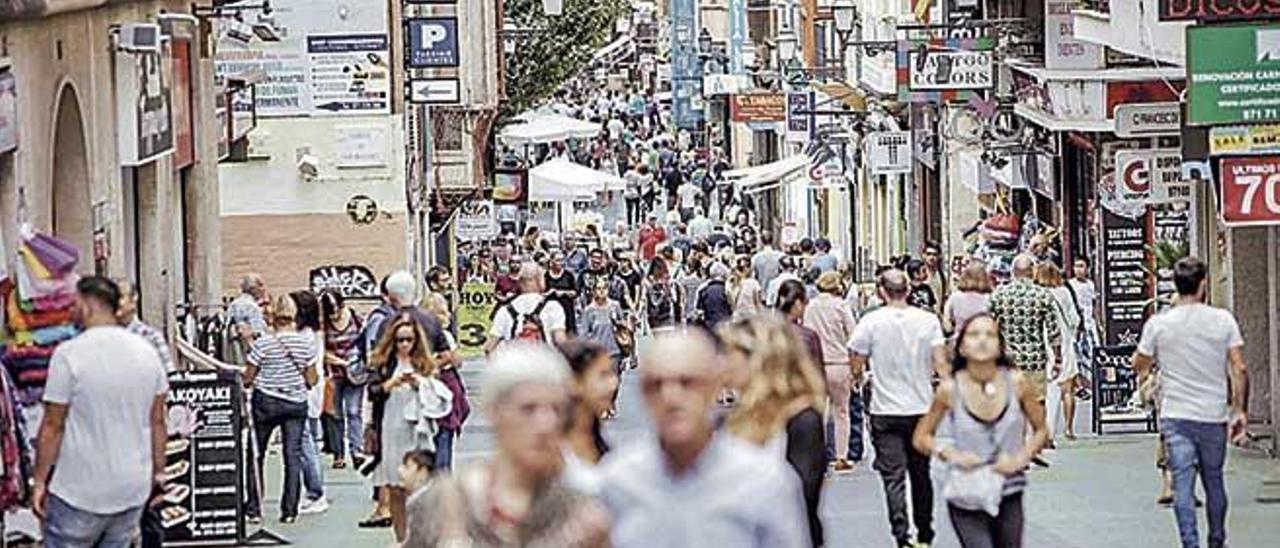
260, 361, 1279, 548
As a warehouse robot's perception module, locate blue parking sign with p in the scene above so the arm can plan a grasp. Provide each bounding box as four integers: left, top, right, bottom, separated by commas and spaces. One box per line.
406, 17, 459, 68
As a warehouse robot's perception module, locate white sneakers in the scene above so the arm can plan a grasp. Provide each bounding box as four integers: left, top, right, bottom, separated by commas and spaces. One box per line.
298, 497, 330, 515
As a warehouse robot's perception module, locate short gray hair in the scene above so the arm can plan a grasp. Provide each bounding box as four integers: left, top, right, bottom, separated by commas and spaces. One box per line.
385, 270, 416, 304
482, 342, 571, 411
239, 274, 261, 294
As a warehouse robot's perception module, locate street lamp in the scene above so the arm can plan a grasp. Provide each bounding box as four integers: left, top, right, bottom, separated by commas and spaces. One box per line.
542, 0, 563, 16
699, 27, 713, 54
777, 32, 797, 64
832, 1, 857, 42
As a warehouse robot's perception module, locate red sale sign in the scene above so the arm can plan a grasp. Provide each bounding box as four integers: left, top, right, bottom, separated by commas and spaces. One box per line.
1220, 156, 1280, 226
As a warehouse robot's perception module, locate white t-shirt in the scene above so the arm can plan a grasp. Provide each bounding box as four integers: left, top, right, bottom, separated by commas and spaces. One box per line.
490, 293, 567, 344
764, 271, 800, 308
688, 216, 714, 240
849, 306, 945, 416
1137, 304, 1243, 423
44, 326, 168, 514
1067, 278, 1097, 331
678, 184, 700, 209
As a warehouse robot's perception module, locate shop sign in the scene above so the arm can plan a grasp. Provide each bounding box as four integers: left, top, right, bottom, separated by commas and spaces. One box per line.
1209, 124, 1280, 155
456, 282, 496, 359
229, 85, 255, 142
493, 168, 528, 204
115, 47, 174, 166
0, 69, 16, 154
163, 371, 245, 544
170, 40, 194, 169
1187, 23, 1280, 126
897, 37, 995, 103
728, 0, 747, 75
1045, 0, 1104, 70
457, 200, 498, 242
1100, 208, 1152, 347
1114, 102, 1181, 138
786, 92, 812, 143
335, 124, 389, 168
308, 34, 391, 115
1158, 0, 1280, 22
670, 0, 702, 129
1115, 149, 1190, 203
408, 78, 461, 104
1020, 154, 1056, 200
405, 17, 460, 68
730, 94, 786, 122
1106, 80, 1183, 118
1219, 156, 1280, 226
309, 264, 378, 298
866, 131, 913, 175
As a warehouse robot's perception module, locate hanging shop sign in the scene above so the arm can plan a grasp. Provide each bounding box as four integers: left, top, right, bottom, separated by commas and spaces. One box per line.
170, 40, 195, 169
115, 47, 175, 166
1114, 102, 1181, 138
457, 200, 499, 242
1020, 154, 1057, 200
1209, 124, 1280, 155
1219, 156, 1280, 226
730, 93, 786, 122
1115, 149, 1190, 204
1158, 0, 1280, 22
786, 92, 812, 143
456, 282, 496, 359
1100, 208, 1152, 348
0, 69, 16, 154
670, 0, 702, 130
897, 36, 995, 103
309, 264, 378, 298
162, 371, 245, 545
308, 34, 391, 115
1045, 0, 1104, 70
1187, 23, 1280, 126
728, 0, 747, 75
866, 131, 913, 175
405, 17, 460, 68
493, 168, 528, 204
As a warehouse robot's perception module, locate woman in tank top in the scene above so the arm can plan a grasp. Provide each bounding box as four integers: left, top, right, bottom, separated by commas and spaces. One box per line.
913, 314, 1050, 548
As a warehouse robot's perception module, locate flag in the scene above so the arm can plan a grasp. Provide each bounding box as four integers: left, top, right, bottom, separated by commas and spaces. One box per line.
913, 0, 932, 23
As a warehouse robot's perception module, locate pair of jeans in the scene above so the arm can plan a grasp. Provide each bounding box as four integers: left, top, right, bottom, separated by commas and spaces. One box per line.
433, 428, 456, 471
625, 197, 641, 226
246, 391, 307, 518
300, 417, 325, 501
826, 384, 866, 461
43, 495, 144, 548
1163, 418, 1229, 548
871, 414, 934, 547
333, 380, 365, 460
948, 493, 1024, 548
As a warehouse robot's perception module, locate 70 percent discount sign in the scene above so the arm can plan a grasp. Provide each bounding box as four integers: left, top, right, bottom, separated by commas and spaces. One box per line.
1220, 156, 1280, 227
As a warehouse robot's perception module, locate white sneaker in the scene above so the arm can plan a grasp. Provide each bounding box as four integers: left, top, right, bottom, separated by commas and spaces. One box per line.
298, 497, 329, 515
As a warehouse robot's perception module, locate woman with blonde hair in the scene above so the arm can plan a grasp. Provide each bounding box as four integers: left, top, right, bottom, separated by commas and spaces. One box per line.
720, 314, 829, 547
943, 261, 993, 335
367, 316, 441, 541
419, 291, 470, 471
1035, 262, 1082, 442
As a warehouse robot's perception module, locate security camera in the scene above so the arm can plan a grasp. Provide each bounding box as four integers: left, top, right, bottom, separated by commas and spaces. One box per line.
222, 19, 254, 46
297, 153, 320, 179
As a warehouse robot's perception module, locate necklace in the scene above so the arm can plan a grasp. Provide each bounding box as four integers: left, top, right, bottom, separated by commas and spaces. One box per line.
983, 381, 997, 397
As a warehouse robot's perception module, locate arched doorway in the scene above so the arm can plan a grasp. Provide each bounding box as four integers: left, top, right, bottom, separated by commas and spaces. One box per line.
50, 84, 93, 271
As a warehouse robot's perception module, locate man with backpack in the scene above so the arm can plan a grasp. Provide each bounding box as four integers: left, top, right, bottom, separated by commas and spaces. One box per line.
485, 262, 568, 353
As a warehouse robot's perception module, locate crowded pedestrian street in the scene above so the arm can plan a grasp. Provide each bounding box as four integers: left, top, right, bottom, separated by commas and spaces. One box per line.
5, 1, 1280, 548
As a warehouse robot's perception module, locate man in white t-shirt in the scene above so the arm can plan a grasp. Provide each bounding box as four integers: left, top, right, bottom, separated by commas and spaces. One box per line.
677, 181, 701, 223
849, 269, 948, 548
35, 277, 169, 547
486, 262, 568, 352
1133, 257, 1249, 548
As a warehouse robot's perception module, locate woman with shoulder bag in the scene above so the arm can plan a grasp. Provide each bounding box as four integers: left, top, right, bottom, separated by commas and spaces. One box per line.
320, 290, 366, 470
243, 294, 319, 524
913, 314, 1049, 548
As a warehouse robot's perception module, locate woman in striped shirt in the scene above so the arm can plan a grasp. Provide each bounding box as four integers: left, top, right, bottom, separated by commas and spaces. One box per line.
243, 294, 319, 524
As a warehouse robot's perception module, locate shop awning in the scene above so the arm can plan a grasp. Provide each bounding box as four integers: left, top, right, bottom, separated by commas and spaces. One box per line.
726, 155, 809, 194
812, 81, 867, 112
528, 157, 627, 202
593, 35, 636, 65
499, 113, 602, 146
1013, 104, 1113, 133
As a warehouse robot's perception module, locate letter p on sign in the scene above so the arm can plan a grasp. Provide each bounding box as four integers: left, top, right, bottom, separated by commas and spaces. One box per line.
420, 23, 447, 49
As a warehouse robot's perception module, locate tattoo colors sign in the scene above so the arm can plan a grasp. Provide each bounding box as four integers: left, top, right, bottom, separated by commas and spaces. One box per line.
1159, 0, 1280, 21
896, 36, 995, 102
1219, 156, 1280, 226
163, 371, 245, 545
1187, 23, 1280, 125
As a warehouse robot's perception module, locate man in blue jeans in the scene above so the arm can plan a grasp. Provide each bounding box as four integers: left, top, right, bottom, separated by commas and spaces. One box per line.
1133, 257, 1251, 548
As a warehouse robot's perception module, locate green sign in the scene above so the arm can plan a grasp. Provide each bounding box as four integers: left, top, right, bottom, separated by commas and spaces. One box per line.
1187, 23, 1280, 126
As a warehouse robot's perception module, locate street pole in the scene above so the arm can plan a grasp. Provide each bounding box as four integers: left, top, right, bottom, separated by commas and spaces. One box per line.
1261, 225, 1280, 503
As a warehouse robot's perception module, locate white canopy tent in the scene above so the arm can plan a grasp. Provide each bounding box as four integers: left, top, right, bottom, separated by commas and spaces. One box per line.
498, 113, 602, 146
528, 157, 626, 202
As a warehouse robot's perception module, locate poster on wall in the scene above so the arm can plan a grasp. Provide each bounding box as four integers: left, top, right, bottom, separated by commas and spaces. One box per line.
1100, 208, 1151, 348
455, 282, 495, 359
457, 200, 498, 241
1219, 156, 1280, 226
162, 371, 245, 545
115, 47, 175, 166
307, 34, 391, 115
0, 69, 16, 154
1044, 0, 1104, 70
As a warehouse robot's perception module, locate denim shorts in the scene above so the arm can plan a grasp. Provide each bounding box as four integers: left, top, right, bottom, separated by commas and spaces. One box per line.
43, 494, 144, 548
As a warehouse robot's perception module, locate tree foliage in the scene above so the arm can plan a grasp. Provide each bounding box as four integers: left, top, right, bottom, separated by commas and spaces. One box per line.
502, 0, 628, 118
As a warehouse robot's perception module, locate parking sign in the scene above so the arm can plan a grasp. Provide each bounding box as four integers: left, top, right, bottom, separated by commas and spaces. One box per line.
405, 17, 459, 68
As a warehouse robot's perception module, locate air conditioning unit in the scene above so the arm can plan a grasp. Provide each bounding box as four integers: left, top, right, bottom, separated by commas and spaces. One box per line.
117, 23, 163, 53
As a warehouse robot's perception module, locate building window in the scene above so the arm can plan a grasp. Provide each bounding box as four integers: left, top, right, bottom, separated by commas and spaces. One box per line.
432, 109, 466, 152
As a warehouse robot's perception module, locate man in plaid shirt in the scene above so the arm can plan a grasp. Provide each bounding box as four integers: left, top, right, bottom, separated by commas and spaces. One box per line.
989, 255, 1062, 408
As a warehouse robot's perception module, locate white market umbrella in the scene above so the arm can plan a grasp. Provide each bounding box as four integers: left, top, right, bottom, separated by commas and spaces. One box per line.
499, 113, 603, 146
528, 157, 626, 202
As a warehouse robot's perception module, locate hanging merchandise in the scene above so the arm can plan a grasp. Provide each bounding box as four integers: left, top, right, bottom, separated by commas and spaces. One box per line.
2, 228, 80, 406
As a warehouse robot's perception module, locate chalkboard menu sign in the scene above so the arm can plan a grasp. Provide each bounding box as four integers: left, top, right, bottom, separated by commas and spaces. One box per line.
1100, 208, 1152, 347
163, 371, 245, 546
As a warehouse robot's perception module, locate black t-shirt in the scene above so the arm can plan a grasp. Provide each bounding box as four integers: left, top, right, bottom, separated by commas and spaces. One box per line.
907, 283, 938, 311
545, 270, 579, 331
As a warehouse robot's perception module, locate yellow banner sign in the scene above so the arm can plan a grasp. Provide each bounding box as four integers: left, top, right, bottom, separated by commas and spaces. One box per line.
455, 282, 495, 359
1210, 124, 1280, 156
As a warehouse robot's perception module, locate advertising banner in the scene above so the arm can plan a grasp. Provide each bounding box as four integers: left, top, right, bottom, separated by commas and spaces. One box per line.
1115, 149, 1189, 204
730, 94, 786, 122
115, 47, 174, 166
0, 69, 16, 154
1219, 156, 1280, 226
1114, 102, 1181, 138
1159, 0, 1280, 22
307, 34, 391, 115
786, 92, 812, 143
1187, 23, 1280, 126
1100, 208, 1152, 348
897, 36, 995, 102
406, 17, 460, 68
1044, 0, 1104, 70
728, 0, 747, 75
162, 371, 245, 545
457, 200, 499, 241
1209, 124, 1280, 156
670, 0, 702, 129
455, 282, 496, 359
